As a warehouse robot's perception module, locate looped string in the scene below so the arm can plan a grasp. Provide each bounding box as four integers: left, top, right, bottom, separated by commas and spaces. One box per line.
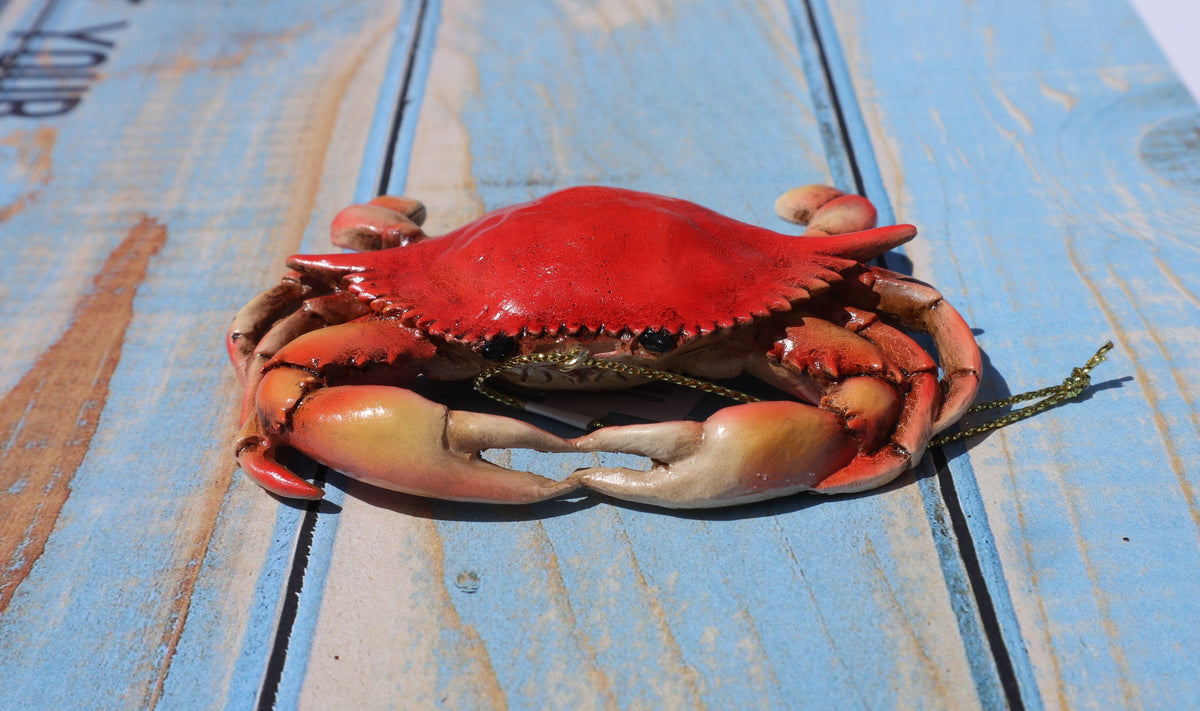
473, 346, 760, 428
474, 342, 1114, 443
929, 341, 1114, 448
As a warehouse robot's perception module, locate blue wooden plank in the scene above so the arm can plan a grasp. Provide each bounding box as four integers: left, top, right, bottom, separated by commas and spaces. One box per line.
8, 0, 1186, 707
0, 0, 404, 708
230, 4, 444, 708
798, 1, 1029, 707
294, 1, 991, 708
826, 0, 1200, 708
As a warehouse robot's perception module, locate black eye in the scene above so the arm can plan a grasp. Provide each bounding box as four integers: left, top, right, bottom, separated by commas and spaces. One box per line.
479, 335, 519, 362
638, 328, 677, 354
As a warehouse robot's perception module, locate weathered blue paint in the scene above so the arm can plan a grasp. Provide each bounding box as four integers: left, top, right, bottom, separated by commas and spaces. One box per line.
1, 0, 1196, 707
796, 1, 1036, 707
155, 477, 275, 711
829, 0, 1200, 707
0, 0, 403, 708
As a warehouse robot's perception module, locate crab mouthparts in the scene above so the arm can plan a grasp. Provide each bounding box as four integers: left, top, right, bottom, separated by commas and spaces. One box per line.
497, 364, 648, 389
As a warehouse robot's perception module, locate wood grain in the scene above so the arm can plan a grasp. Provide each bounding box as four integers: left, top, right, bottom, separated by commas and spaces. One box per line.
0, 216, 164, 612
828, 0, 1200, 707
297, 1, 986, 708
0, 1, 404, 708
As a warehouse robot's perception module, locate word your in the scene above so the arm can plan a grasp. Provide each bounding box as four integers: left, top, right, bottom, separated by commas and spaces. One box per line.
0, 21, 127, 118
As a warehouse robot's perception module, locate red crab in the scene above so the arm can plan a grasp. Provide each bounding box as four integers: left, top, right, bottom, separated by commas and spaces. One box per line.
227, 185, 980, 508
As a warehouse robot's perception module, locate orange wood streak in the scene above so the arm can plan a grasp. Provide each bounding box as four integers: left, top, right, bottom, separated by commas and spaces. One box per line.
0, 126, 56, 225
142, 463, 239, 709
0, 216, 167, 613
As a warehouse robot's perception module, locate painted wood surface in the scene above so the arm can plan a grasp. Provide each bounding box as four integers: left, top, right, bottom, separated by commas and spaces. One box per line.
827, 0, 1200, 709
296, 5, 996, 709
0, 0, 405, 708
0, 0, 1195, 709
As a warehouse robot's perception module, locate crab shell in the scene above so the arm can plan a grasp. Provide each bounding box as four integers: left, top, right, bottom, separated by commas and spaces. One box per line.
228, 186, 981, 508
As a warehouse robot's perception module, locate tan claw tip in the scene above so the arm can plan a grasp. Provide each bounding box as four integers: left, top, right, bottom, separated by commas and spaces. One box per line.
774, 185, 847, 225
775, 186, 878, 235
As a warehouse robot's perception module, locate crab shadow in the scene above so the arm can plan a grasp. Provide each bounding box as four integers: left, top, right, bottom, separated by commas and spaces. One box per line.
918, 326, 1130, 464
297, 458, 925, 523
262, 314, 1130, 523
263, 447, 597, 521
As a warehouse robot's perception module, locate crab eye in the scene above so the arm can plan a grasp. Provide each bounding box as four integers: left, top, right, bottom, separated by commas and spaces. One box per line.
478, 335, 520, 362
638, 328, 677, 354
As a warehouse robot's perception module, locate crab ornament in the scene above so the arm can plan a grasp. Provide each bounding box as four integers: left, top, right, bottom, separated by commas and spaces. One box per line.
227, 185, 981, 508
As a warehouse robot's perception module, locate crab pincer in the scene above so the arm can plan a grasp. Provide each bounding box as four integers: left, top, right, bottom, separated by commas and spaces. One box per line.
571, 400, 859, 508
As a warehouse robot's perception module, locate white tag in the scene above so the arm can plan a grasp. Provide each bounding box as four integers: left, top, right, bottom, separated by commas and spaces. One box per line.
523, 402, 597, 430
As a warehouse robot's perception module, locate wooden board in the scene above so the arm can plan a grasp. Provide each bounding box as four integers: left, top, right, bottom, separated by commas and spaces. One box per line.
827, 0, 1200, 708
0, 0, 405, 707
0, 0, 1195, 708
298, 1, 990, 708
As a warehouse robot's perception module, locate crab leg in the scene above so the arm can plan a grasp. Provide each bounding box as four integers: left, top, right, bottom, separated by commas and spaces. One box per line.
229, 194, 426, 377
569, 359, 927, 508
231, 291, 376, 499
814, 271, 981, 491
776, 185, 980, 429
233, 292, 369, 423
571, 279, 977, 506
851, 267, 982, 431
226, 274, 310, 383
329, 195, 429, 251
239, 318, 582, 502
568, 317, 900, 507
774, 184, 878, 235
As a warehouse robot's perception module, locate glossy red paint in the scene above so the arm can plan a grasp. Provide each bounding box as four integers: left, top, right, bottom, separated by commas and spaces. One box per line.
289, 187, 916, 340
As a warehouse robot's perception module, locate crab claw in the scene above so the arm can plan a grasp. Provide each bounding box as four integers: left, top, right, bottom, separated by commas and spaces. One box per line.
274, 381, 583, 503
571, 400, 859, 508
236, 430, 326, 500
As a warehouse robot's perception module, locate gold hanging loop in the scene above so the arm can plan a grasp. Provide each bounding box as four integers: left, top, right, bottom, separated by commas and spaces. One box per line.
473, 341, 1114, 442
930, 341, 1113, 448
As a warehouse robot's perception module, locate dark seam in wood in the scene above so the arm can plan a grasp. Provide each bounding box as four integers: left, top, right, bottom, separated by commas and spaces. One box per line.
796, 1, 1027, 707
257, 465, 327, 711
376, 0, 432, 196
931, 448, 1027, 711
799, 0, 865, 196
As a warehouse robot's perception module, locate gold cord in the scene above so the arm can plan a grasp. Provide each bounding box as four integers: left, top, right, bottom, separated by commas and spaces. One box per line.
473, 346, 760, 425
929, 341, 1113, 448
473, 342, 1114, 443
